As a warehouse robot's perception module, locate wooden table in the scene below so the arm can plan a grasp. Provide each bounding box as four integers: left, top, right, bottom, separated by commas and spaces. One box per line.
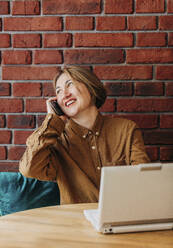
0, 203, 172, 248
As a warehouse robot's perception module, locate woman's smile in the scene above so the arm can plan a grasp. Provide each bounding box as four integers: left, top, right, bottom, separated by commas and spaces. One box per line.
64, 98, 77, 107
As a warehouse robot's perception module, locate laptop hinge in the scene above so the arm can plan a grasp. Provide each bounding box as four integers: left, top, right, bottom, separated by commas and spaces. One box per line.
139, 163, 162, 171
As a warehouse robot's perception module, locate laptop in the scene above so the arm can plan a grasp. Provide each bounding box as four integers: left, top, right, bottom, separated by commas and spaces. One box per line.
84, 163, 173, 234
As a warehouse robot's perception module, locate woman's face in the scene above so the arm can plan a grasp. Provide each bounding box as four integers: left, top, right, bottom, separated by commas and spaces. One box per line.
55, 73, 93, 117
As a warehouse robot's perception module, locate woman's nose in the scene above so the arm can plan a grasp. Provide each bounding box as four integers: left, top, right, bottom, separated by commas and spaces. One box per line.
63, 89, 72, 99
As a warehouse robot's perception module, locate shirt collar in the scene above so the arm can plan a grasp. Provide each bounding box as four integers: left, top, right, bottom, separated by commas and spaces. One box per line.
67, 112, 104, 139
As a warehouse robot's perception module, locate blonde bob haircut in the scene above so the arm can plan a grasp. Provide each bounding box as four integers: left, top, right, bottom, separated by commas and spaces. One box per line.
53, 66, 107, 109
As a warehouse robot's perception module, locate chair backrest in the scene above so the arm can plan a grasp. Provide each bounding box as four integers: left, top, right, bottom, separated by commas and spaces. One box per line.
0, 172, 60, 216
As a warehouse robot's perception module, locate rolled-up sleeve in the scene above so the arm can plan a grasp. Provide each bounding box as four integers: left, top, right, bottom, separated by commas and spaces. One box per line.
19, 114, 65, 181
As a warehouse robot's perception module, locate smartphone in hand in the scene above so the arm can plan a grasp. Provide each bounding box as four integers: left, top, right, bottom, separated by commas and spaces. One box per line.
49, 101, 64, 116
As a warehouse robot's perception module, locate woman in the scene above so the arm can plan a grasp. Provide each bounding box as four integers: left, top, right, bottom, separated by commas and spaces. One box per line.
19, 66, 150, 204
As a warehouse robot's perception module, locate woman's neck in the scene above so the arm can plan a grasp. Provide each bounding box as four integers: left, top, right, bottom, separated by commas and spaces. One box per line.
71, 106, 99, 130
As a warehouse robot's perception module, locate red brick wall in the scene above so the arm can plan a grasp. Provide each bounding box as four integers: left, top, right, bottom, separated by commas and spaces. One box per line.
0, 0, 173, 171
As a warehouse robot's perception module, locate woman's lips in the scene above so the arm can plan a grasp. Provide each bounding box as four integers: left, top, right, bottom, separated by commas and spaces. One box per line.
65, 98, 76, 107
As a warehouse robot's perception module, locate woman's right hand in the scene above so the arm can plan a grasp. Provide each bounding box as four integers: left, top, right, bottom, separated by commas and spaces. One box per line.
46, 97, 68, 123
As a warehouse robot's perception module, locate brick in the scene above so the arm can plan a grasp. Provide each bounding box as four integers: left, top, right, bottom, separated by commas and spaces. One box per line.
96, 16, 126, 31
7, 115, 35, 129
94, 66, 152, 80
166, 82, 173, 96
0, 162, 19, 172
160, 115, 173, 128
14, 131, 33, 145
4, 17, 62, 31
133, 115, 157, 128
34, 50, 62, 64
75, 33, 133, 47
44, 33, 72, 48
66, 16, 94, 30
2, 66, 59, 80
26, 99, 47, 113
0, 131, 11, 144
159, 16, 173, 30
104, 82, 133, 96
120, 114, 158, 129
12, 1, 40, 15
0, 34, 10, 48
127, 48, 173, 63
0, 115, 5, 128
0, 99, 23, 113
3, 50, 32, 65
0, 147, 6, 160
146, 146, 159, 161
13, 83, 42, 97
136, 0, 164, 13
156, 66, 173, 80
64, 49, 124, 64
117, 98, 173, 112
43, 83, 55, 97
128, 16, 157, 30
43, 0, 101, 14
143, 131, 173, 145
105, 0, 133, 14
160, 147, 173, 161
8, 146, 26, 160
99, 99, 116, 112
0, 1, 9, 14
108, 114, 158, 129
135, 82, 164, 96
168, 33, 173, 46
168, 0, 173, 13
13, 34, 41, 48
136, 33, 166, 47
37, 115, 46, 127
0, 83, 10, 96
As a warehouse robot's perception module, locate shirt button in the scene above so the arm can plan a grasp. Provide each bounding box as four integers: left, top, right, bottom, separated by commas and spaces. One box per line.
38, 132, 41, 135
89, 131, 92, 135
97, 166, 101, 170
82, 135, 86, 138
91, 146, 96, 150
95, 131, 99, 136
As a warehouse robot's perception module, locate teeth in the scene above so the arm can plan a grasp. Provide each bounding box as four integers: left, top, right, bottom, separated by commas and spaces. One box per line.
66, 100, 75, 106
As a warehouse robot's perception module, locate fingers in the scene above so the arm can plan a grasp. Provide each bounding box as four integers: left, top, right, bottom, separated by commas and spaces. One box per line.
46, 99, 54, 114
47, 96, 57, 104
46, 98, 68, 124
46, 97, 57, 113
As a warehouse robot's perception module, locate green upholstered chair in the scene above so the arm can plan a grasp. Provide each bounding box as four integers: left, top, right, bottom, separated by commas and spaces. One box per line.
0, 172, 60, 216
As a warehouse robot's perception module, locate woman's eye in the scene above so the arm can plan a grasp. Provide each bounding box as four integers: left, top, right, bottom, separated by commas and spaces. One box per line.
56, 89, 61, 95
67, 81, 73, 87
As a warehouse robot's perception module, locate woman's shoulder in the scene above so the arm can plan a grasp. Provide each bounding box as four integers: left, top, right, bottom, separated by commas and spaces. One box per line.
103, 115, 138, 130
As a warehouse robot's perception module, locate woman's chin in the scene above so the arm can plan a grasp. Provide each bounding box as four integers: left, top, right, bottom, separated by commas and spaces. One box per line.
64, 109, 78, 118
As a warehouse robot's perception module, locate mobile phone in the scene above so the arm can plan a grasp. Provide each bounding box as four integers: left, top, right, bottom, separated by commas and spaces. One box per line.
49, 101, 64, 116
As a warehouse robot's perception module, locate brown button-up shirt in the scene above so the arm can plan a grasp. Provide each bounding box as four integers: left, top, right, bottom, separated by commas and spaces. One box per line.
19, 113, 150, 204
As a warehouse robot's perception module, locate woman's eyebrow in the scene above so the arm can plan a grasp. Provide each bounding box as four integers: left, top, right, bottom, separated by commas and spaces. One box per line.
56, 80, 71, 89
65, 79, 72, 85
